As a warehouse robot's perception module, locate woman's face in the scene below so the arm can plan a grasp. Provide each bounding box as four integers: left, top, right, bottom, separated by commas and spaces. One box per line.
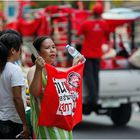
15, 48, 21, 61
39, 38, 57, 64
9, 47, 21, 62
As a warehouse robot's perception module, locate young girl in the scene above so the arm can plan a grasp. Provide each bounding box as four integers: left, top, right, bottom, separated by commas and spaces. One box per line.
27, 36, 84, 139
0, 33, 29, 138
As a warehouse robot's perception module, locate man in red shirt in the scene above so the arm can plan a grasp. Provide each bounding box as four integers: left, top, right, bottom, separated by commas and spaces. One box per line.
77, 2, 109, 114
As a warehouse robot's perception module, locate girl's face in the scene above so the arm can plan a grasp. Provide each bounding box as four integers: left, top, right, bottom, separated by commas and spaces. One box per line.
9, 47, 21, 62
39, 38, 57, 64
15, 49, 21, 61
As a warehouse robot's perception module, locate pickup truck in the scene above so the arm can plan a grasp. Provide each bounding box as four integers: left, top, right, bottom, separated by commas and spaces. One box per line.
82, 65, 140, 126
82, 7, 140, 126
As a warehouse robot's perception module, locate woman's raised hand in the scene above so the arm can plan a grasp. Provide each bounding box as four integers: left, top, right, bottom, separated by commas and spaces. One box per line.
72, 55, 85, 66
35, 56, 45, 69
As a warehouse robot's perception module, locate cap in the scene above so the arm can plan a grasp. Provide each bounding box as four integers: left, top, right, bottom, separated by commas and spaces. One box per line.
92, 2, 104, 15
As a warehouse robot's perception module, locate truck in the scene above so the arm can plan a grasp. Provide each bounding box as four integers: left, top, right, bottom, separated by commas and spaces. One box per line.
82, 8, 140, 126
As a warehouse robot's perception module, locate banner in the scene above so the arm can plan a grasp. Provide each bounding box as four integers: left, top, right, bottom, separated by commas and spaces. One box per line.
38, 63, 84, 130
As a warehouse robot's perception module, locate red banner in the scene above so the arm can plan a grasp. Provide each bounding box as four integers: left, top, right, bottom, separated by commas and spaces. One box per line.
38, 63, 84, 130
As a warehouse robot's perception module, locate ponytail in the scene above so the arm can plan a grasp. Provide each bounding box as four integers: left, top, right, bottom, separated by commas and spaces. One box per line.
0, 42, 9, 74
0, 33, 21, 74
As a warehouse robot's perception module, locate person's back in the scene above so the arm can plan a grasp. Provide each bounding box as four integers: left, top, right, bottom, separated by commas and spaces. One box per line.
0, 62, 24, 123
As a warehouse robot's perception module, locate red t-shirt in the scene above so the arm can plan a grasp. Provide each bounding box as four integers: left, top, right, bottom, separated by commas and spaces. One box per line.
77, 19, 109, 58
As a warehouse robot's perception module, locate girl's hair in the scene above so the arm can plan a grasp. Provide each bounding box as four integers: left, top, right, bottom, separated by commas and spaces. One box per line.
31, 36, 50, 63
0, 42, 8, 73
0, 29, 23, 44
0, 33, 21, 74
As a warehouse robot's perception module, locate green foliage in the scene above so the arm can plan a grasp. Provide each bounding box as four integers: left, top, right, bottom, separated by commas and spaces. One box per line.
31, 1, 91, 9
31, 1, 71, 8
111, 1, 123, 8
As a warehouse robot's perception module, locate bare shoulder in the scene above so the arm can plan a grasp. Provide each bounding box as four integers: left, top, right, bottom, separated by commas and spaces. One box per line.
27, 66, 36, 85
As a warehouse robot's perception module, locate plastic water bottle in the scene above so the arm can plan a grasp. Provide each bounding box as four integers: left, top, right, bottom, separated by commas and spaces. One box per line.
66, 44, 80, 58
66, 44, 86, 61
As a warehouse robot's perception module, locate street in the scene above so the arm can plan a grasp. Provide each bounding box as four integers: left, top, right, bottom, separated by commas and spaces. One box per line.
73, 106, 140, 139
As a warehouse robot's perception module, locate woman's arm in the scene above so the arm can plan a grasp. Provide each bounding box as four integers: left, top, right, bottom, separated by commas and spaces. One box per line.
27, 56, 45, 97
12, 86, 29, 138
27, 67, 42, 97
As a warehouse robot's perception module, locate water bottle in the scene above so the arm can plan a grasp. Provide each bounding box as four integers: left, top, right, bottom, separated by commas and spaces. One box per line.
66, 45, 86, 62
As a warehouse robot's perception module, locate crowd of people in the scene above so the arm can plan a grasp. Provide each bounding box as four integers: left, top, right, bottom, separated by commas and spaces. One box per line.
0, 2, 110, 138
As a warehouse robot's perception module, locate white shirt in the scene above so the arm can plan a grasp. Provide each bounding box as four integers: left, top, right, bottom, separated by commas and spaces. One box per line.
15, 60, 27, 109
0, 62, 25, 124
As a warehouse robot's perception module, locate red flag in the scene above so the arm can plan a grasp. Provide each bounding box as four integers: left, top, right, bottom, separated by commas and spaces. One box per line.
18, 18, 40, 36
38, 63, 84, 130
5, 21, 19, 31
17, 0, 37, 19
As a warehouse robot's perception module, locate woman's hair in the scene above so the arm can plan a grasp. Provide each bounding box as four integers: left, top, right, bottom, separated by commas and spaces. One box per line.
0, 33, 21, 74
31, 36, 50, 63
0, 29, 23, 44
